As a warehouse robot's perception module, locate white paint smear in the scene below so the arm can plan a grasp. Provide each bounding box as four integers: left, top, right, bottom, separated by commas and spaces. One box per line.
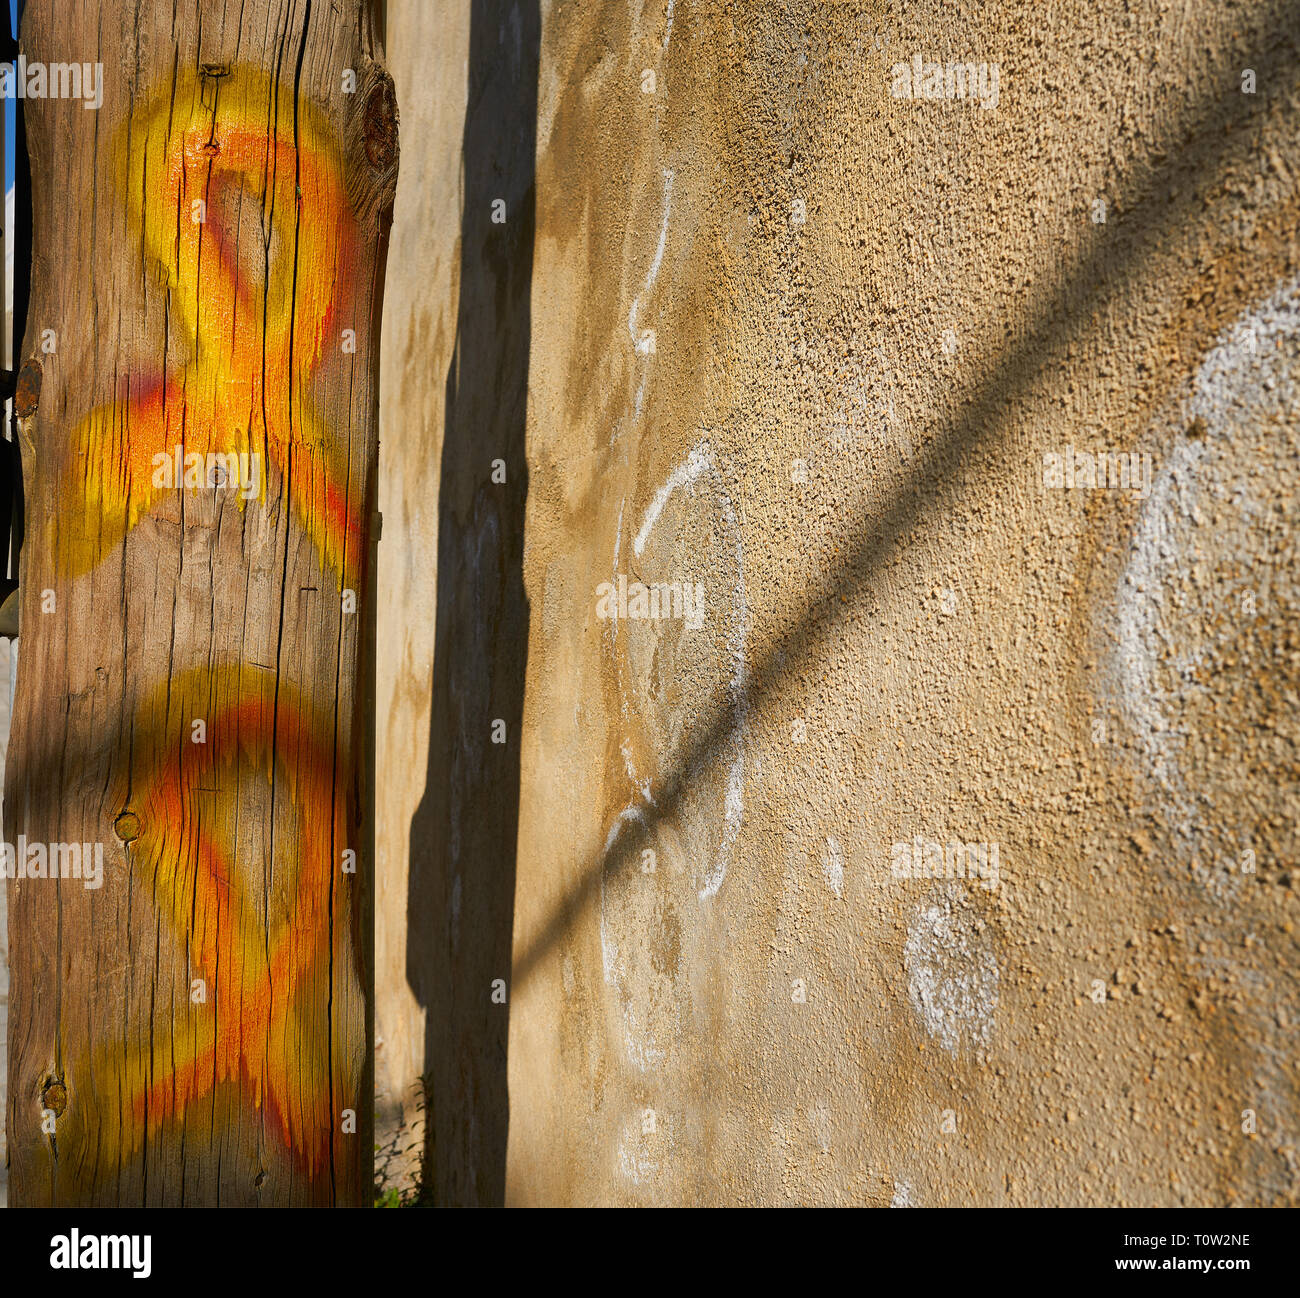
904, 885, 999, 1055
822, 835, 845, 899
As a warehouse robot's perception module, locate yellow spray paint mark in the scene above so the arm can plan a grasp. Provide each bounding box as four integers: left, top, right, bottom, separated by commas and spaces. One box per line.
56, 67, 363, 588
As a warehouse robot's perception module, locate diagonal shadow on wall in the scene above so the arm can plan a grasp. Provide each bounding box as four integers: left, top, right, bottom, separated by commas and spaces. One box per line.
507, 8, 1300, 996
405, 0, 538, 1207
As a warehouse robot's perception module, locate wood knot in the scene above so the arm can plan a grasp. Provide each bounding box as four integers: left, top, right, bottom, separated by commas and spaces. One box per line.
14, 360, 41, 418
114, 811, 141, 843
363, 79, 398, 170
200, 63, 230, 79
42, 1078, 67, 1117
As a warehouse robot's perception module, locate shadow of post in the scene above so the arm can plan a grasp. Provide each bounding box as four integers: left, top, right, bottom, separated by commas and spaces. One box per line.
405, 0, 538, 1207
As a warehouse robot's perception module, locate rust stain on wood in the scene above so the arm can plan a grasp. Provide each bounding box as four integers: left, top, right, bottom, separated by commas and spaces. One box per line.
15, 360, 41, 418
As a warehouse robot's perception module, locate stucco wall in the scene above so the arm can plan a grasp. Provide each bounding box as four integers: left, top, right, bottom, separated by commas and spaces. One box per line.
382, 0, 1300, 1206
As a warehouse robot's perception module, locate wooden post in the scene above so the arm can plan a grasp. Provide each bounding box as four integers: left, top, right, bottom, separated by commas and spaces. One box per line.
4, 0, 396, 1205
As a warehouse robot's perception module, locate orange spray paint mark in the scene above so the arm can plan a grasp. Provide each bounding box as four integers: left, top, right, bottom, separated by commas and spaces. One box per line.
104, 665, 358, 1173
56, 68, 363, 587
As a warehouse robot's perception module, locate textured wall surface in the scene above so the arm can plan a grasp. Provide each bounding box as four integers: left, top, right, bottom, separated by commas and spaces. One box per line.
382, 0, 1300, 1206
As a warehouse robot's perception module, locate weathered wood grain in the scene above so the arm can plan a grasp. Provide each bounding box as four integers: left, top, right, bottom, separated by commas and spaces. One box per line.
5, 0, 395, 1206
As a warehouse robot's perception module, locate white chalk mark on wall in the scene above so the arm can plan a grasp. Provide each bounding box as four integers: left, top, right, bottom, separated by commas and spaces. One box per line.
627, 168, 675, 350
633, 439, 708, 558
596, 437, 750, 1100
1115, 273, 1300, 858
600, 805, 649, 983
629, 439, 748, 898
